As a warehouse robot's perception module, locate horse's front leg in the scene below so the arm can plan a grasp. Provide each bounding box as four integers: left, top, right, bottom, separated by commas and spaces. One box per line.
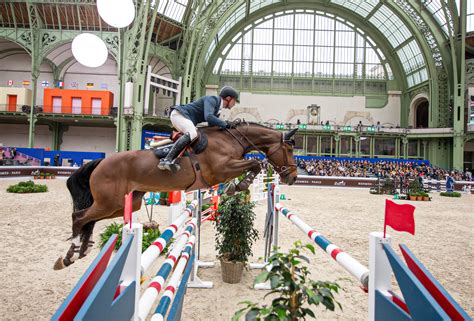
223, 159, 261, 195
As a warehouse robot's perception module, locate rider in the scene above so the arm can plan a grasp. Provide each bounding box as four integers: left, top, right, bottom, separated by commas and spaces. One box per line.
158, 86, 240, 171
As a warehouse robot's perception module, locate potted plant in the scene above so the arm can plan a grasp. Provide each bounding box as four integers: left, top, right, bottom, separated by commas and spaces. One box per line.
214, 191, 259, 283
233, 241, 342, 320
408, 179, 421, 201
420, 192, 430, 201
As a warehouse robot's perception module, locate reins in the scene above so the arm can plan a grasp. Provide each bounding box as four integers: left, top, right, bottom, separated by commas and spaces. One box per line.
224, 124, 297, 177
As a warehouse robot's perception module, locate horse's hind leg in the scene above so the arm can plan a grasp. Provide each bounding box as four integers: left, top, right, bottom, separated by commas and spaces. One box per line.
54, 203, 114, 270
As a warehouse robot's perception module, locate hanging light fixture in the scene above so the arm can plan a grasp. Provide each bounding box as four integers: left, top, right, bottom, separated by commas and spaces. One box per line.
71, 33, 108, 68
97, 0, 135, 28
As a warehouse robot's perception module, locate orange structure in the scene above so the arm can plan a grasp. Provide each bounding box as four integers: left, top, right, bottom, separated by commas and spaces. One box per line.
43, 88, 114, 115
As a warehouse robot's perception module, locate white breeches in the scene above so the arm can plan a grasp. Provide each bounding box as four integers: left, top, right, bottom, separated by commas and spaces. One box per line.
170, 110, 198, 140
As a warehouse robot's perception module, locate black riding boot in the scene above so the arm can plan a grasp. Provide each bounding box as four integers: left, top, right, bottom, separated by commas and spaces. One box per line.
158, 133, 191, 171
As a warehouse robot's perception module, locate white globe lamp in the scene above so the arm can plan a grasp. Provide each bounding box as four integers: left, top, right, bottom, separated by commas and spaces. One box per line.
72, 33, 109, 68
97, 0, 135, 28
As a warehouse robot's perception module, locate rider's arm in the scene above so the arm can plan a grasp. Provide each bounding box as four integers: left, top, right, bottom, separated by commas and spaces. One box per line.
203, 96, 227, 128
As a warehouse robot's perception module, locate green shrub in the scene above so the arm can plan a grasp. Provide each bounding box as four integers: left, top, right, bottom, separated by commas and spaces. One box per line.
6, 180, 48, 193
99, 222, 168, 254
440, 191, 461, 197
214, 192, 259, 263
233, 241, 342, 321
408, 179, 421, 195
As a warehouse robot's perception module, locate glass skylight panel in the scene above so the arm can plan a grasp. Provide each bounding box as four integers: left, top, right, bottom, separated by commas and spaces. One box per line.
213, 11, 387, 81
294, 62, 313, 76
227, 44, 242, 59
274, 29, 293, 44
253, 44, 272, 60
330, 0, 379, 18
274, 45, 293, 60
467, 0, 474, 32
397, 40, 424, 74
273, 61, 292, 75
423, 0, 449, 34
249, 0, 282, 15
294, 46, 313, 61
315, 15, 334, 30
221, 59, 240, 74
155, 0, 187, 23
253, 28, 273, 44
295, 30, 314, 46
369, 5, 411, 48
335, 31, 355, 47
314, 46, 334, 62
314, 29, 334, 46
295, 13, 314, 29
335, 47, 354, 63
274, 14, 294, 28
366, 47, 379, 64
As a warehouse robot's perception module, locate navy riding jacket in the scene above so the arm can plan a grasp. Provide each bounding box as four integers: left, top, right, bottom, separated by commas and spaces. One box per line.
172, 96, 227, 128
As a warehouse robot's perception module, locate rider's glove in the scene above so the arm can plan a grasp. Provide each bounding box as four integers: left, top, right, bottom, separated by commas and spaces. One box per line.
225, 120, 237, 129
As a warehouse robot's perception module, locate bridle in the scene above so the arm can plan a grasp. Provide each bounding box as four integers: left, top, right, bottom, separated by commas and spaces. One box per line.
225, 124, 298, 177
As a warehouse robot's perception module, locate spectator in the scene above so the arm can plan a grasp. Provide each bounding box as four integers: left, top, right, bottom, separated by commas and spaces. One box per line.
376, 121, 381, 131
54, 154, 60, 166
296, 158, 471, 181
10, 147, 16, 159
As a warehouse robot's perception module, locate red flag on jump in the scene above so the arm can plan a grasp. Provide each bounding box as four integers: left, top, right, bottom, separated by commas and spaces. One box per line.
384, 199, 415, 238
124, 193, 133, 228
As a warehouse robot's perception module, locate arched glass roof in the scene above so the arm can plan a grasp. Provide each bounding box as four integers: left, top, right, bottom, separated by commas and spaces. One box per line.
205, 0, 449, 88
213, 10, 392, 82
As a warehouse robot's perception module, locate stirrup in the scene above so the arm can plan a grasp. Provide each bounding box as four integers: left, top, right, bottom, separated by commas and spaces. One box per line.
158, 159, 181, 172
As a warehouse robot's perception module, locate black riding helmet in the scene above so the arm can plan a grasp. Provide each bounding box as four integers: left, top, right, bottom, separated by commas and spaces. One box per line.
219, 86, 240, 103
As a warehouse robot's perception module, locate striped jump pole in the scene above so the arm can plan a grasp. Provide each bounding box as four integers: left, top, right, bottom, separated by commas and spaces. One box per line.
275, 203, 369, 290
138, 219, 197, 320
150, 237, 196, 321
141, 200, 197, 274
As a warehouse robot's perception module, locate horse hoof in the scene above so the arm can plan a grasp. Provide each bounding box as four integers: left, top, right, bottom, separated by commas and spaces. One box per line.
53, 257, 66, 270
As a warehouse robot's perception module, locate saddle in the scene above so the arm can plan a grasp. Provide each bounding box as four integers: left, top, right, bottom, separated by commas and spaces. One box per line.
152, 130, 210, 191
151, 130, 208, 159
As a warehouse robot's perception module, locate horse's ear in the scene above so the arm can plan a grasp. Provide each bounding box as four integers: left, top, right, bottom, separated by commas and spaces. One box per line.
284, 128, 298, 141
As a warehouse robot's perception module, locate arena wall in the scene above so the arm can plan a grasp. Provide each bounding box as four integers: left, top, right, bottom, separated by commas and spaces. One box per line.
216, 91, 401, 126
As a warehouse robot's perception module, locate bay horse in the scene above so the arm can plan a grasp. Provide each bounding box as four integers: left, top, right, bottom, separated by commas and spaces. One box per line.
54, 122, 298, 270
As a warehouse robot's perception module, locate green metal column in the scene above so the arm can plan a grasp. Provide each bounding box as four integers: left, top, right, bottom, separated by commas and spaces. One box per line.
452, 0, 467, 170
50, 122, 67, 150
401, 137, 408, 159
28, 75, 38, 147
334, 135, 340, 157
422, 140, 428, 160
26, 1, 41, 148
354, 136, 360, 158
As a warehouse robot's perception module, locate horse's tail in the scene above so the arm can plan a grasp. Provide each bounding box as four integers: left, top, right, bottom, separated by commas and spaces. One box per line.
66, 159, 103, 212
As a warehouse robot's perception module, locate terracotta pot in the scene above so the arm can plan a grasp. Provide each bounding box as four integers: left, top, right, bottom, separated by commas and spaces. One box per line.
409, 195, 417, 201
416, 196, 423, 201
220, 258, 244, 284
423, 196, 430, 201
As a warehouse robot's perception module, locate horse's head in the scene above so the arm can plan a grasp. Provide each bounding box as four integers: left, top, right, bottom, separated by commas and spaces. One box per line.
267, 128, 298, 185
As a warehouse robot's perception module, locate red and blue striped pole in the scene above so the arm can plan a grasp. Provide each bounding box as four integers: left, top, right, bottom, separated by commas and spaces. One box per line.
141, 200, 197, 273
138, 219, 196, 320
275, 203, 369, 290
150, 237, 196, 321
